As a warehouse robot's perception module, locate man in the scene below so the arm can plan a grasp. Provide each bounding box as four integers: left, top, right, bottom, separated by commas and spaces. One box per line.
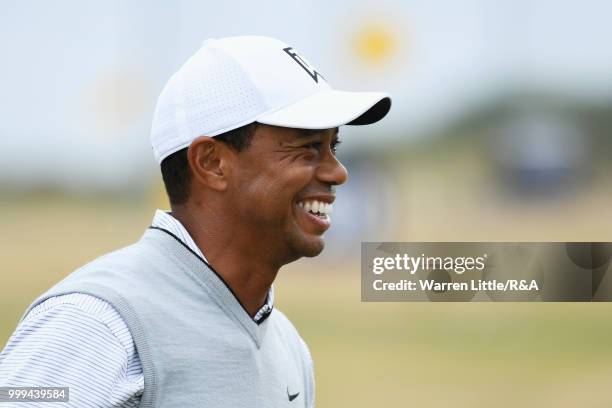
0, 36, 390, 407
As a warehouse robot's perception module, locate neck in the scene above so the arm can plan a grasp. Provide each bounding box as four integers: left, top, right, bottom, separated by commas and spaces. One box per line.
170, 204, 279, 318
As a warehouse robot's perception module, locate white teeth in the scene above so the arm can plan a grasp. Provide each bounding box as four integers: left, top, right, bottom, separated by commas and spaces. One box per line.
297, 200, 333, 216
311, 201, 320, 214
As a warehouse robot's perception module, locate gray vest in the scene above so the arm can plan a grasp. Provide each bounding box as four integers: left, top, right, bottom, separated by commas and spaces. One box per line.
24, 228, 314, 408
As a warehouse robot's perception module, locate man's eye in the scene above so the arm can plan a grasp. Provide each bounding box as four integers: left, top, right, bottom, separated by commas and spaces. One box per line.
301, 140, 341, 154
304, 142, 322, 150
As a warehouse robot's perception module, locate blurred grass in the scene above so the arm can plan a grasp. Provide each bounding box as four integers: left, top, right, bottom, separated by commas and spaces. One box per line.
278, 270, 612, 407
2, 196, 612, 407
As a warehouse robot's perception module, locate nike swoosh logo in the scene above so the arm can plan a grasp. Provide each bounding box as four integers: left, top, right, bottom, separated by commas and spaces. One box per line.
287, 387, 300, 402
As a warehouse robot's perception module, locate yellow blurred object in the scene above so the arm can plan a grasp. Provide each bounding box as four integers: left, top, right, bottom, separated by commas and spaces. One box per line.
353, 23, 399, 66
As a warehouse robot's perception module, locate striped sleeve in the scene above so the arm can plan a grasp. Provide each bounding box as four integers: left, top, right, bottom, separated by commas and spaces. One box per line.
0, 294, 144, 407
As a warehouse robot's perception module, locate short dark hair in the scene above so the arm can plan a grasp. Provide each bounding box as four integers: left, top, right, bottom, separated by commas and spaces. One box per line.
160, 122, 259, 205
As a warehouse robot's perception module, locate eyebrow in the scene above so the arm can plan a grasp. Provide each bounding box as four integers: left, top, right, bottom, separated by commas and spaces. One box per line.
295, 127, 339, 139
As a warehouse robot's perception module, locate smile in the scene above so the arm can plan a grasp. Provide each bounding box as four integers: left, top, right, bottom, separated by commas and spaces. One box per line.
297, 199, 333, 219
295, 199, 333, 233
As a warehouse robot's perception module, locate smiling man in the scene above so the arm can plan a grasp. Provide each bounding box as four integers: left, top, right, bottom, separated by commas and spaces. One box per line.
0, 36, 390, 407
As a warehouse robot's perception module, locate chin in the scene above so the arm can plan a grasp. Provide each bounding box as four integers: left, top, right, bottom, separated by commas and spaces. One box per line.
288, 235, 326, 259
301, 241, 325, 258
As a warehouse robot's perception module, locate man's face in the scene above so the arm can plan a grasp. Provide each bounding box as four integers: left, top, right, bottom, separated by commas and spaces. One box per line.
226, 124, 347, 263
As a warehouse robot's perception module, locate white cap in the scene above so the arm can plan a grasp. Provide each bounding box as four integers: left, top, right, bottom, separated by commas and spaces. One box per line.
151, 35, 392, 164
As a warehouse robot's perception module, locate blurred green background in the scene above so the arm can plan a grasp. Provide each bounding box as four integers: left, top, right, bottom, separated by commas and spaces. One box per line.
3, 1, 612, 406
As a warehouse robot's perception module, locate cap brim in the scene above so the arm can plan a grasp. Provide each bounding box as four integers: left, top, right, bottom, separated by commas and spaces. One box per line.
256, 90, 391, 129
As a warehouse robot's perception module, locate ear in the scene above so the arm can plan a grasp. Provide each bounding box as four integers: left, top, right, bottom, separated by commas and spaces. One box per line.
187, 136, 233, 192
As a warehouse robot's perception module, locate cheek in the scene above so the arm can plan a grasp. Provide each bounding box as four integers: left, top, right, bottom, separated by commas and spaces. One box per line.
242, 164, 315, 208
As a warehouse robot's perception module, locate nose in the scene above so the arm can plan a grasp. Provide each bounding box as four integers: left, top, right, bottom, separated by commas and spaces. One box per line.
315, 150, 348, 186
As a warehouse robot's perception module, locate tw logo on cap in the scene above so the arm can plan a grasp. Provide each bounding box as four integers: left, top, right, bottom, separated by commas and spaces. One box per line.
283, 47, 325, 84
